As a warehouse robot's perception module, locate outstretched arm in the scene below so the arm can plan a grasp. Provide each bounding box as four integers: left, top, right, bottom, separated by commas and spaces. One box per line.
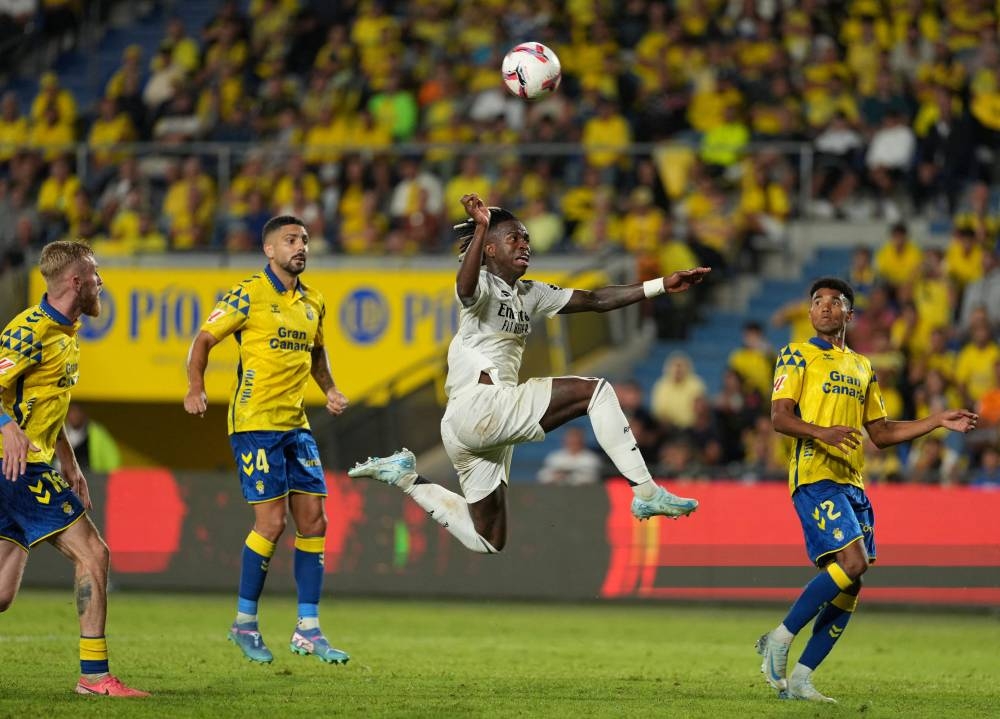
559, 267, 711, 314
311, 345, 348, 415
865, 410, 978, 449
456, 193, 492, 305
183, 331, 220, 417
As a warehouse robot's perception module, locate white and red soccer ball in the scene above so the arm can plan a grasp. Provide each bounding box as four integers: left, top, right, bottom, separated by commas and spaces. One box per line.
501, 42, 562, 100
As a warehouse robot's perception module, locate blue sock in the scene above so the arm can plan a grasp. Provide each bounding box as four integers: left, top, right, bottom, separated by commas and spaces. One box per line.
294, 534, 325, 629
237, 530, 276, 622
782, 562, 854, 635
799, 592, 857, 669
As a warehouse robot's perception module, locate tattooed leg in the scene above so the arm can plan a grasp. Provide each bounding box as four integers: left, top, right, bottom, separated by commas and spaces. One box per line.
51, 516, 110, 638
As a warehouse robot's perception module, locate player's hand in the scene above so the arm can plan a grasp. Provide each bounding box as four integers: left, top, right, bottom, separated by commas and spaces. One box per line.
184, 389, 208, 418
325, 388, 349, 416
0, 422, 39, 481
64, 465, 92, 510
461, 193, 491, 227
664, 267, 712, 293
938, 409, 978, 433
814, 425, 863, 453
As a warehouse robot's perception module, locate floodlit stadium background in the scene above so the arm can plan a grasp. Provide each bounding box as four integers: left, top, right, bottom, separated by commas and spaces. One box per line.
1, 0, 998, 604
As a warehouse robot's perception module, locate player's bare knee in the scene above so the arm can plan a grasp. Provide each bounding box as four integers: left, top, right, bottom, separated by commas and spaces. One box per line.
79, 536, 110, 577
297, 516, 326, 537
253, 516, 286, 543
0, 590, 15, 612
840, 555, 869, 579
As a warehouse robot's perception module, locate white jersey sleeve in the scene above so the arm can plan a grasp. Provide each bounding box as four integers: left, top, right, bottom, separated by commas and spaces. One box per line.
517, 279, 573, 318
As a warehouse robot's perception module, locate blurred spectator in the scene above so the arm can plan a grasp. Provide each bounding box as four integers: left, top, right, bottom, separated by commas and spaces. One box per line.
620, 186, 666, 257
727, 321, 774, 399
713, 368, 760, 464
389, 156, 443, 250
913, 85, 971, 215
28, 102, 73, 162
976, 361, 1000, 429
958, 252, 1000, 333
866, 111, 916, 221
970, 446, 1000, 488
944, 227, 984, 290
536, 427, 603, 486
810, 112, 863, 219
650, 351, 706, 430
443, 155, 491, 225
848, 245, 876, 299
520, 198, 563, 254
64, 403, 121, 473
955, 322, 1000, 405
907, 436, 963, 485
770, 296, 813, 344
162, 15, 200, 74
368, 71, 418, 142
30, 71, 76, 125
0, 92, 28, 168
88, 96, 136, 183
105, 44, 144, 101
863, 436, 903, 484
152, 91, 204, 143
654, 437, 706, 480
36, 155, 78, 238
700, 104, 750, 178
741, 414, 787, 481
874, 222, 923, 290
581, 95, 632, 179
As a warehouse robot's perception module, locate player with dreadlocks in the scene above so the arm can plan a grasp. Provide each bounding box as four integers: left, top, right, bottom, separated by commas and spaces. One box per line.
349, 193, 711, 553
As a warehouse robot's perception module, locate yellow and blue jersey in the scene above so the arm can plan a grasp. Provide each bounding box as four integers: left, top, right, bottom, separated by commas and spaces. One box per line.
200, 265, 325, 435
772, 337, 887, 494
0, 297, 80, 464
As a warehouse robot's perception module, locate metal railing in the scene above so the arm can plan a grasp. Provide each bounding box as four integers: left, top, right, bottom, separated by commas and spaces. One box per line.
11, 138, 817, 222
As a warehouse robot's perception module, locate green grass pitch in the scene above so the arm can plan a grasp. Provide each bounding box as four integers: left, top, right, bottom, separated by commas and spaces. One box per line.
0, 590, 997, 718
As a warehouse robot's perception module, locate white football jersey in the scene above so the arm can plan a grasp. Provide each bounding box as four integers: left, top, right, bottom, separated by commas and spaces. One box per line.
444, 270, 573, 397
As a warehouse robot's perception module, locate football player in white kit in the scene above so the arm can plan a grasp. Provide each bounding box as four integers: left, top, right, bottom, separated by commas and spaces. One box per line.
349, 193, 711, 553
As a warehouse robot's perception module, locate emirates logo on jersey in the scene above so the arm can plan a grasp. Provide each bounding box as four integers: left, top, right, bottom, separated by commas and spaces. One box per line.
0, 357, 15, 375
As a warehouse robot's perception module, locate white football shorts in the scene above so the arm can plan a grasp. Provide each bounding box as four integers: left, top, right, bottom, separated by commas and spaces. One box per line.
440, 377, 552, 503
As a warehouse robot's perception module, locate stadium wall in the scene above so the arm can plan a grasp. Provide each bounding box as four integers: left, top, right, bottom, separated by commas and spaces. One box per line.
22, 471, 1000, 607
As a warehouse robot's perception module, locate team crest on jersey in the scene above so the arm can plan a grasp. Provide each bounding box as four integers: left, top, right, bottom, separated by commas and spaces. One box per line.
305, 308, 315, 321
773, 375, 787, 392
832, 528, 844, 541
255, 479, 265, 494
0, 357, 15, 375
62, 501, 73, 515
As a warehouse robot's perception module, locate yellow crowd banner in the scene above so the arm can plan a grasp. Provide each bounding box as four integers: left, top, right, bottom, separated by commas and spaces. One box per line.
29, 266, 603, 403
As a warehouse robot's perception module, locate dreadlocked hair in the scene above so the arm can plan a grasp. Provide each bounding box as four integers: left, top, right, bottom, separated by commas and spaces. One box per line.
455, 207, 517, 262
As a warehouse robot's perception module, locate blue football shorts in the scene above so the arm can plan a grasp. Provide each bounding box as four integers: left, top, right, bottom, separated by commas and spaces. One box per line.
791, 479, 876, 567
229, 428, 326, 504
0, 462, 86, 550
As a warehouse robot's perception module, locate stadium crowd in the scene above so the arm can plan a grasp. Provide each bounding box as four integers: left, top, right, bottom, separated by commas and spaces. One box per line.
0, 0, 998, 483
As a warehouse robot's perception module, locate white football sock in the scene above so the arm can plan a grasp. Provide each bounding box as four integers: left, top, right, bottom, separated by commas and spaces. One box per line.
406, 483, 498, 553
587, 379, 657, 500
236, 612, 257, 625
773, 624, 795, 643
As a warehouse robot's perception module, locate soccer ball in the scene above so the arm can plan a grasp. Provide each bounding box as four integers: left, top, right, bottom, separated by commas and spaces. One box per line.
501, 42, 562, 100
